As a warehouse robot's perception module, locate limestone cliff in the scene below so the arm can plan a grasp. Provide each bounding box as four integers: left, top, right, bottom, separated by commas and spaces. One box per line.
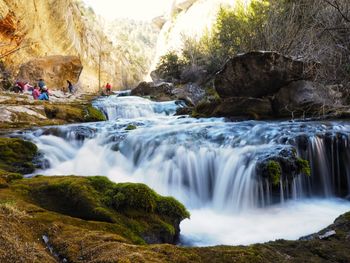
150, 0, 234, 72
0, 0, 145, 92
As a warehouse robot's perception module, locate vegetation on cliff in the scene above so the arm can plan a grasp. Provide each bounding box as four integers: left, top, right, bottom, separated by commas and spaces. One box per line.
155, 0, 350, 86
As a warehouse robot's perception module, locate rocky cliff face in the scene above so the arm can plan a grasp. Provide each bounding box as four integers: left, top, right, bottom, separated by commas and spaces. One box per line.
150, 0, 233, 72
0, 0, 142, 92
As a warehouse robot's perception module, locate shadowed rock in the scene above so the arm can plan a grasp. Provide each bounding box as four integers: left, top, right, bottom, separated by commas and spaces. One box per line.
17, 55, 83, 89
214, 51, 317, 98
272, 80, 346, 118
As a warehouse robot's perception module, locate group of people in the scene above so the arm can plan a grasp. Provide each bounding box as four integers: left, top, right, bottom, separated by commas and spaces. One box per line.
14, 79, 49, 100
13, 79, 76, 101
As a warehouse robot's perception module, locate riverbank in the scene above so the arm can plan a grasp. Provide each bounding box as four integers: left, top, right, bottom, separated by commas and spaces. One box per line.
0, 91, 106, 130
0, 174, 350, 262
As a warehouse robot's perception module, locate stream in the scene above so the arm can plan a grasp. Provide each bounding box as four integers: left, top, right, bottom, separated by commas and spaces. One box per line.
13, 93, 350, 246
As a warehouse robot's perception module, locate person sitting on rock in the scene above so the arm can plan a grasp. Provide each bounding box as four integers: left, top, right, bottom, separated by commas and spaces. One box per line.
14, 81, 25, 93
38, 79, 46, 92
38, 86, 49, 101
23, 82, 34, 93
67, 80, 74, 93
105, 83, 112, 95
32, 86, 40, 100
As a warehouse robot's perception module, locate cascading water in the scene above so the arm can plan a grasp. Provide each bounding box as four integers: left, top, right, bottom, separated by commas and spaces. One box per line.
16, 94, 350, 246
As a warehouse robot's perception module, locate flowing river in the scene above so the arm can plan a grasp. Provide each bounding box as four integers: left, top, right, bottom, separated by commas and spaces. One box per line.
14, 93, 350, 246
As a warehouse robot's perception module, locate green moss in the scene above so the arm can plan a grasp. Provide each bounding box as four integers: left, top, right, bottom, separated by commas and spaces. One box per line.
156, 196, 190, 222
205, 86, 221, 101
44, 104, 106, 123
27, 177, 115, 222
297, 158, 311, 176
11, 175, 190, 244
0, 137, 37, 174
0, 169, 23, 183
125, 124, 137, 131
84, 106, 106, 122
267, 160, 282, 186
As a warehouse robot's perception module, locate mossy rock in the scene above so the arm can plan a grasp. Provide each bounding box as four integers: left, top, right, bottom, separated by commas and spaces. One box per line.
84, 106, 106, 122
257, 147, 312, 188
14, 175, 189, 244
44, 103, 106, 123
0, 169, 23, 183
125, 124, 137, 131
297, 158, 311, 176
0, 137, 38, 174
266, 160, 282, 186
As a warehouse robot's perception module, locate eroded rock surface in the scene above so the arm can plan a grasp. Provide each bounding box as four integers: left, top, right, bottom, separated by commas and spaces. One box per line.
17, 56, 83, 90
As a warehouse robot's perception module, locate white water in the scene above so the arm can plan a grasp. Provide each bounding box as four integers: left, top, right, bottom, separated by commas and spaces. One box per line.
181, 199, 350, 246
20, 95, 350, 246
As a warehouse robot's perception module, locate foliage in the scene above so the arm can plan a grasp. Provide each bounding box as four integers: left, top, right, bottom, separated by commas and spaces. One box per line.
106, 19, 159, 87
158, 0, 350, 84
154, 51, 186, 81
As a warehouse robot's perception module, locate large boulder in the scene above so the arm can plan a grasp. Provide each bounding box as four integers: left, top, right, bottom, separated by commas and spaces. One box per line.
214, 51, 317, 98
194, 97, 273, 119
131, 81, 174, 101
17, 55, 83, 89
272, 80, 346, 118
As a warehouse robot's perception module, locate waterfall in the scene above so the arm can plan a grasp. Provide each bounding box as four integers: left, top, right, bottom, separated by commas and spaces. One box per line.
16, 94, 350, 246
93, 95, 183, 120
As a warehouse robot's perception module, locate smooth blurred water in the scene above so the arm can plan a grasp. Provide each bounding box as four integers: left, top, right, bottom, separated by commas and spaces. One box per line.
16, 94, 350, 246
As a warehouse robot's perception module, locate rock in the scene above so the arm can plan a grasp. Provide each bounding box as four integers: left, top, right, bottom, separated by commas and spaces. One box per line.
131, 81, 174, 101
17, 56, 83, 90
132, 81, 205, 105
0, 137, 38, 174
256, 146, 311, 186
176, 106, 193, 115
194, 97, 273, 119
272, 80, 346, 118
0, 61, 13, 90
28, 176, 189, 244
172, 83, 205, 105
215, 51, 317, 98
319, 230, 336, 240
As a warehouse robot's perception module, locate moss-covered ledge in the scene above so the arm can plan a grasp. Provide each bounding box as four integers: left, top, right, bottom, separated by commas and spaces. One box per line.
12, 175, 189, 245
0, 137, 38, 174
0, 92, 106, 130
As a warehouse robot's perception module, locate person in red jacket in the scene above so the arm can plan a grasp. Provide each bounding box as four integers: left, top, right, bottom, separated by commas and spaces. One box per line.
105, 83, 112, 95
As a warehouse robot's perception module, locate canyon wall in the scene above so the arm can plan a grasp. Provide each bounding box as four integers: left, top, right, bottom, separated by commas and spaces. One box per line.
150, 0, 234, 72
0, 0, 145, 92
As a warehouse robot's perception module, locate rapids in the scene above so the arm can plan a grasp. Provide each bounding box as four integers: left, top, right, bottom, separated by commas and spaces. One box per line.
14, 93, 350, 246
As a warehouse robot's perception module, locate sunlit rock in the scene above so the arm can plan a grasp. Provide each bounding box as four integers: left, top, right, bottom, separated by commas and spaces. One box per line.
17, 56, 83, 90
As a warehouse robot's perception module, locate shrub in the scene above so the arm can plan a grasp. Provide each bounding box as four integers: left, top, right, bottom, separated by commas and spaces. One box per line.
154, 51, 186, 81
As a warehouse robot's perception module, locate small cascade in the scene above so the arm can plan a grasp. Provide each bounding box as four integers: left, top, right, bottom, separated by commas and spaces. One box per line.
20, 113, 350, 212
15, 94, 350, 245
93, 95, 183, 120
